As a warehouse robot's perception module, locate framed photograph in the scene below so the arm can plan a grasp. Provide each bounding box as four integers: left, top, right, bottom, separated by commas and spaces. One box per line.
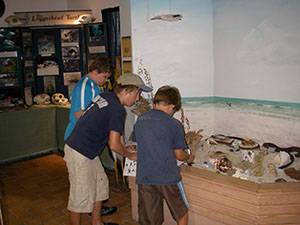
62, 46, 79, 59
61, 29, 79, 43
37, 58, 59, 76
0, 58, 17, 72
63, 59, 80, 72
22, 31, 32, 44
122, 36, 132, 58
0, 73, 18, 87
25, 70, 34, 82
88, 24, 105, 43
37, 31, 55, 55
63, 72, 81, 86
0, 28, 20, 48
122, 61, 132, 73
24, 46, 33, 57
43, 76, 56, 93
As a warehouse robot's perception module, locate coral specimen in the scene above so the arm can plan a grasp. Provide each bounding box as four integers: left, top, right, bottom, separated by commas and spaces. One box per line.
185, 129, 203, 155
131, 96, 152, 116
253, 152, 265, 177
179, 108, 204, 155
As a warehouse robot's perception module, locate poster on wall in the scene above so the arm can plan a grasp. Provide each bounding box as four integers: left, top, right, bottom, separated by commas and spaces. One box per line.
22, 31, 32, 44
0, 58, 17, 72
0, 73, 18, 87
25, 70, 34, 82
63, 72, 81, 86
61, 29, 79, 43
122, 36, 132, 58
63, 59, 80, 72
24, 46, 33, 57
88, 24, 105, 43
43, 76, 56, 93
37, 31, 55, 56
0, 28, 20, 48
62, 46, 79, 59
122, 61, 132, 73
37, 58, 59, 76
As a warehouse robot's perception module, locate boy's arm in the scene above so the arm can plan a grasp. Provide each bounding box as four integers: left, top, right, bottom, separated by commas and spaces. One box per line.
109, 130, 137, 160
174, 149, 194, 164
74, 110, 84, 119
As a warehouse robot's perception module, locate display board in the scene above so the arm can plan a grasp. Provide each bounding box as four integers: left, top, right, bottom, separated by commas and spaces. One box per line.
0, 23, 108, 107
0, 27, 23, 100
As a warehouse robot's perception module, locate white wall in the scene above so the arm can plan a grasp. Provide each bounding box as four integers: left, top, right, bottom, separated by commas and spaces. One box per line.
66, 0, 119, 22
0, 0, 67, 27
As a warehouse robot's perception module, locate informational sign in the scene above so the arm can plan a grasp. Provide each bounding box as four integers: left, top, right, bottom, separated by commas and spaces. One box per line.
14, 10, 93, 26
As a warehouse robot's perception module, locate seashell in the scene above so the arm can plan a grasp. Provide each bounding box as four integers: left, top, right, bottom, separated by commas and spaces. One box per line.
241, 150, 255, 163
275, 178, 287, 183
274, 151, 291, 168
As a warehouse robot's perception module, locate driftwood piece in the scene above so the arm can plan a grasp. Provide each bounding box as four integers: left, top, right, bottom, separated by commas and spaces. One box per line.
185, 129, 203, 155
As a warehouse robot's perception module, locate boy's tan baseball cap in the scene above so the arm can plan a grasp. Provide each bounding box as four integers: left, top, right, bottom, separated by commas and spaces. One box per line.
116, 73, 152, 92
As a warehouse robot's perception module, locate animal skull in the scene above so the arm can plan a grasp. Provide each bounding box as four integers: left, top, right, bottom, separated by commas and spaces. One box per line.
51, 93, 68, 105
33, 94, 51, 105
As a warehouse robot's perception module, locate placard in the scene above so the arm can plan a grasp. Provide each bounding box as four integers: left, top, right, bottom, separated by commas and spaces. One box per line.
14, 10, 93, 26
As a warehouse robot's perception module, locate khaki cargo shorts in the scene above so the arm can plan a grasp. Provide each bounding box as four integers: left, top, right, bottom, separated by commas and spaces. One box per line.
64, 144, 109, 213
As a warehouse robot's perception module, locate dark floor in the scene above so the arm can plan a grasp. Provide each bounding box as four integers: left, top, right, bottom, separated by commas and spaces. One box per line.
0, 153, 138, 225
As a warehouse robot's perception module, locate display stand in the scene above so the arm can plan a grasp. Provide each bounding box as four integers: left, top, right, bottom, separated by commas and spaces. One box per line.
128, 167, 300, 225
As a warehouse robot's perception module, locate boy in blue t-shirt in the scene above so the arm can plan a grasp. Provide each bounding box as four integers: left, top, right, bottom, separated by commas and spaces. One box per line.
64, 56, 113, 141
132, 86, 194, 225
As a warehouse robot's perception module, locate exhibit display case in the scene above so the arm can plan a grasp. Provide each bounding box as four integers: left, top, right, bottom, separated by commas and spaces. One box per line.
0, 27, 23, 101
128, 166, 300, 225
0, 23, 108, 108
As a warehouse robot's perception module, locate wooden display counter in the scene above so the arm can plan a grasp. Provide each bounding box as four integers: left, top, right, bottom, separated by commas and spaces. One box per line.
128, 165, 300, 225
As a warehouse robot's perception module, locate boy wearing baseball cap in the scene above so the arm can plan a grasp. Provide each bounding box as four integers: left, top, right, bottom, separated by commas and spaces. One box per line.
64, 73, 151, 225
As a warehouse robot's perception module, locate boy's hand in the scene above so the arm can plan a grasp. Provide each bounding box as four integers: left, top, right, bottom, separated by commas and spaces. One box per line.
127, 151, 137, 161
186, 154, 195, 164
126, 145, 137, 152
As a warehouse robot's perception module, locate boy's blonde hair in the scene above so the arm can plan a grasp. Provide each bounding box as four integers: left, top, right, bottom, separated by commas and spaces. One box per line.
153, 85, 182, 112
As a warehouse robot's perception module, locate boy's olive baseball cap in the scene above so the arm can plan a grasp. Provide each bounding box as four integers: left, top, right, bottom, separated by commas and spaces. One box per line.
116, 73, 152, 92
